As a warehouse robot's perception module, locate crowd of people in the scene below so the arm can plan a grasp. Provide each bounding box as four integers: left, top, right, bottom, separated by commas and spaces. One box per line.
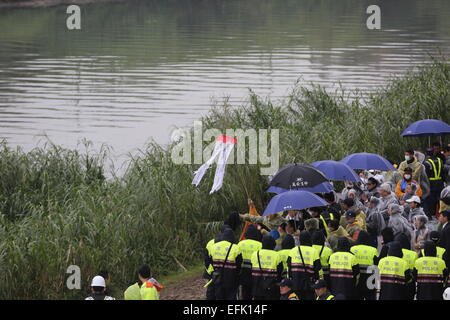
204, 144, 450, 300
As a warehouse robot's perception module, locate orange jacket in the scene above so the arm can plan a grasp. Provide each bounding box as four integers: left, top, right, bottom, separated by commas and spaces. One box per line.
395, 179, 422, 198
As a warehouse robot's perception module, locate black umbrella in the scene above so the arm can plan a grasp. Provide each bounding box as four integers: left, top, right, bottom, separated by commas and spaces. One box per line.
269, 163, 329, 189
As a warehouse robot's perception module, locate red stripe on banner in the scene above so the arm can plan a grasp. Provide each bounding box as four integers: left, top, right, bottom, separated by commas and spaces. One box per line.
216, 135, 237, 144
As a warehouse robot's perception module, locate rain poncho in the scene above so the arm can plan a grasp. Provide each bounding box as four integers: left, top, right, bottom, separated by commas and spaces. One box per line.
387, 204, 413, 242
379, 192, 399, 222
365, 197, 386, 236
327, 226, 350, 252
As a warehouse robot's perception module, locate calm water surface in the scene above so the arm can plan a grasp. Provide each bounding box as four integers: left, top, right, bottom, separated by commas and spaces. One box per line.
0, 0, 449, 171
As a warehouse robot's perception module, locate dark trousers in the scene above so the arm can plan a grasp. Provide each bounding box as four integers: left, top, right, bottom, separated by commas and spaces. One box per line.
240, 284, 253, 300
206, 283, 216, 300
423, 190, 441, 219
356, 275, 376, 300
215, 286, 237, 300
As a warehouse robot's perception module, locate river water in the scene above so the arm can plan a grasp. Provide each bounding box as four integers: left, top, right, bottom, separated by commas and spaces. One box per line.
0, 0, 449, 171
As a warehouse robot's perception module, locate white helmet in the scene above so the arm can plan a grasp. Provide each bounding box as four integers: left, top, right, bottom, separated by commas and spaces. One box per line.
443, 287, 450, 300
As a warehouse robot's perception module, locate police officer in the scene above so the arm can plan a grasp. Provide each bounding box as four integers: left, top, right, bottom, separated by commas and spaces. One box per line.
395, 233, 418, 300
312, 231, 333, 286
238, 224, 262, 300
287, 230, 322, 300
424, 147, 446, 219
277, 234, 296, 278
329, 237, 359, 300
378, 241, 411, 300
208, 229, 242, 300
420, 231, 446, 260
414, 241, 448, 300
278, 278, 299, 300
251, 235, 283, 300
350, 230, 379, 300
312, 279, 335, 300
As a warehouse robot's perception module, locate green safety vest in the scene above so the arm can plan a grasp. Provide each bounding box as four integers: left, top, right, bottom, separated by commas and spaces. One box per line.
251, 249, 281, 277
402, 249, 418, 270
329, 252, 358, 279
238, 239, 262, 269
350, 245, 378, 274
288, 246, 320, 276
211, 241, 241, 271
427, 158, 443, 181
421, 246, 446, 260
205, 239, 215, 275
378, 256, 408, 285
414, 256, 446, 284
277, 249, 291, 275
313, 245, 333, 278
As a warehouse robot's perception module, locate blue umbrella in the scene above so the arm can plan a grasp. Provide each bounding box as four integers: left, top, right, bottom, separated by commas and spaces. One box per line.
267, 181, 334, 194
340, 152, 395, 171
262, 190, 328, 216
310, 160, 361, 182
401, 119, 450, 137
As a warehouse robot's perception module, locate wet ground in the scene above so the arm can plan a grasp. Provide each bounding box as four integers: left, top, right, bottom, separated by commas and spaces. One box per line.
160, 274, 206, 300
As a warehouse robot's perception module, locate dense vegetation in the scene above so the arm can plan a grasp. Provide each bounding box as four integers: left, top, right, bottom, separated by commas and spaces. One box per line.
0, 58, 448, 299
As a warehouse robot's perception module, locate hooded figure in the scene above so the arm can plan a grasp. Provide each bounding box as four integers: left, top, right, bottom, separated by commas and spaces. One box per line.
336, 237, 351, 252
414, 240, 448, 300
378, 241, 410, 300
278, 234, 295, 278
388, 203, 412, 242
328, 237, 359, 299
251, 235, 282, 300
350, 230, 379, 300
224, 212, 241, 231
222, 229, 236, 244
207, 226, 242, 300
287, 230, 322, 300
312, 230, 333, 287
423, 240, 437, 257
238, 224, 262, 300
244, 224, 261, 241
281, 234, 295, 250
387, 241, 403, 258
395, 233, 417, 300
299, 230, 313, 246
366, 196, 386, 239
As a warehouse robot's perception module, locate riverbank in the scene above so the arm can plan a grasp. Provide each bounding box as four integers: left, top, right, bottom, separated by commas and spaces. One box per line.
0, 58, 448, 299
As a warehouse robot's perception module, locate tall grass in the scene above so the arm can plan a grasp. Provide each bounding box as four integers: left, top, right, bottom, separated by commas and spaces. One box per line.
0, 58, 448, 299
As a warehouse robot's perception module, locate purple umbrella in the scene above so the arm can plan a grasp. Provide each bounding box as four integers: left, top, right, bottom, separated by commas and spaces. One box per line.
340, 152, 395, 171
310, 160, 361, 182
262, 190, 328, 216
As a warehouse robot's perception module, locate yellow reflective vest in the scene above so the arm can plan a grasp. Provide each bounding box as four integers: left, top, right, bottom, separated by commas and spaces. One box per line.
421, 246, 446, 260
251, 249, 281, 277
414, 256, 446, 284
378, 256, 408, 285
288, 246, 320, 276
238, 239, 262, 269
350, 245, 378, 274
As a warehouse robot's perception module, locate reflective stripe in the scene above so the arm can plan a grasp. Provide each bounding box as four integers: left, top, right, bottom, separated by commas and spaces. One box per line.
427, 158, 442, 180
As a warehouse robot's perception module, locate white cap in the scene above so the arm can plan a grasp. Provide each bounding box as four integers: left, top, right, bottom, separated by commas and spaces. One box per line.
406, 196, 421, 204
91, 275, 106, 287
444, 287, 450, 300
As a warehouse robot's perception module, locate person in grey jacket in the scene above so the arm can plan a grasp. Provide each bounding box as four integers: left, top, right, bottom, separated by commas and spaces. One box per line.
366, 196, 386, 237
405, 196, 426, 223
379, 183, 399, 223
387, 203, 413, 242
